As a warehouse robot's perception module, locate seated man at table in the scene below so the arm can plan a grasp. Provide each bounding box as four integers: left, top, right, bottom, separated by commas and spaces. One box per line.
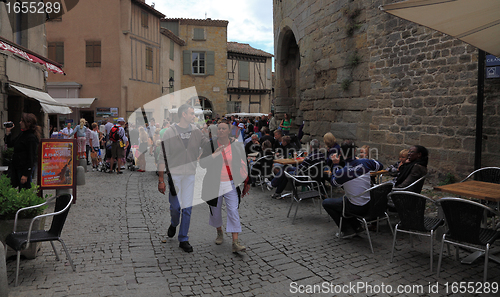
245, 134, 262, 156
322, 140, 384, 238
268, 139, 325, 199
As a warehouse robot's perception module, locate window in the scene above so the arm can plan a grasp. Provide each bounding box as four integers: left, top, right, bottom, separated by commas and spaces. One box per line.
169, 40, 174, 60
141, 10, 148, 28
48, 42, 64, 66
146, 46, 153, 70
192, 52, 205, 74
86, 41, 101, 67
239, 61, 249, 81
227, 101, 241, 113
193, 28, 205, 40
183, 50, 214, 75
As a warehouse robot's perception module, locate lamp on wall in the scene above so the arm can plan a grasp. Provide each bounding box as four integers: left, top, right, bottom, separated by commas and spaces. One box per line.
162, 77, 175, 93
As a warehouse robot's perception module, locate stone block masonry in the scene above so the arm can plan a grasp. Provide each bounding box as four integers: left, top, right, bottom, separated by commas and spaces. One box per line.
274, 0, 500, 182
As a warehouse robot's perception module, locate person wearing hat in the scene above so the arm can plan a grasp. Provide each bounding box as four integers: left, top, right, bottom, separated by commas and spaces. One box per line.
109, 117, 128, 174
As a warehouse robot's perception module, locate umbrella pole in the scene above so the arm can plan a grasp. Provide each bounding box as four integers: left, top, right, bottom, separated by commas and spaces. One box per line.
474, 50, 485, 170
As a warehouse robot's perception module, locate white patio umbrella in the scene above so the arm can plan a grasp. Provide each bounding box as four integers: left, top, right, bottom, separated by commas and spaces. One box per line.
380, 0, 500, 168
380, 0, 500, 57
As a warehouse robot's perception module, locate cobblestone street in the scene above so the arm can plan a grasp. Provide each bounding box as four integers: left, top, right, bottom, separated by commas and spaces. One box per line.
4, 156, 500, 296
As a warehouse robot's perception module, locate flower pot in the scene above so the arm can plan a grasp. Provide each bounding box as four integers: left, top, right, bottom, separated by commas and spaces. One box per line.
0, 217, 46, 259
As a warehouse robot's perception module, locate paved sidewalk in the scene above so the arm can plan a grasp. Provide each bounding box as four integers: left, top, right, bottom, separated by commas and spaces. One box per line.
4, 157, 500, 296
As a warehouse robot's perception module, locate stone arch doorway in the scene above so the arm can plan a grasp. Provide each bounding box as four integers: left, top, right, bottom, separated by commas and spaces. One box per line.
186, 96, 213, 119
276, 28, 300, 129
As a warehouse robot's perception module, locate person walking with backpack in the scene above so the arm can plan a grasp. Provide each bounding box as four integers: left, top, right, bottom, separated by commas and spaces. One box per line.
109, 117, 128, 174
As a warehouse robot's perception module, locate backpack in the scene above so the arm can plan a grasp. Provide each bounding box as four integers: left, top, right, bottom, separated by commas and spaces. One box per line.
109, 125, 122, 142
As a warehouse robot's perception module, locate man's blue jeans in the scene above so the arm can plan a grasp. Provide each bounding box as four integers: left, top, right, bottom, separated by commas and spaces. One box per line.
271, 165, 296, 194
169, 174, 195, 242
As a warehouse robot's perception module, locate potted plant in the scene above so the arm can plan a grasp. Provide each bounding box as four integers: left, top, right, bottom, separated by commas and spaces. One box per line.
0, 174, 48, 259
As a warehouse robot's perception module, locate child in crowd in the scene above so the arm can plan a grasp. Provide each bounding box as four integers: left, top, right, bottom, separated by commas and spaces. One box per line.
386, 149, 409, 177
358, 145, 370, 159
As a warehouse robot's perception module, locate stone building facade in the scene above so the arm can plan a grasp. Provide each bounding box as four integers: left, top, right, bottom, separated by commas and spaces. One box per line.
273, 0, 500, 181
162, 18, 228, 117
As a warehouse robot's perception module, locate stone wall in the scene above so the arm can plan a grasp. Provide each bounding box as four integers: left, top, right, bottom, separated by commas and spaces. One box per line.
273, 0, 500, 183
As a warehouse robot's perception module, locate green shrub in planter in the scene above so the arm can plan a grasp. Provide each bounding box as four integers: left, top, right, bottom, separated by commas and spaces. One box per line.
0, 174, 46, 220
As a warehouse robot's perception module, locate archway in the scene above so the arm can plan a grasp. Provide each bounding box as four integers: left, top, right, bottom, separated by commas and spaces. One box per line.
186, 96, 213, 119
276, 28, 300, 129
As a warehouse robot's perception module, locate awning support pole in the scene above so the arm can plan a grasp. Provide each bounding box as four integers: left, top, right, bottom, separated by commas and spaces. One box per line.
474, 50, 485, 170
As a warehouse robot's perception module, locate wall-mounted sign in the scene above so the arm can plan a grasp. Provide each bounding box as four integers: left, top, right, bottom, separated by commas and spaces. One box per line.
486, 66, 500, 79
96, 107, 119, 117
486, 55, 500, 67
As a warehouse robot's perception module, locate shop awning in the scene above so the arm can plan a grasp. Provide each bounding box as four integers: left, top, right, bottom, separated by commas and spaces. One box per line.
380, 0, 500, 57
0, 36, 65, 75
10, 85, 72, 114
54, 98, 97, 108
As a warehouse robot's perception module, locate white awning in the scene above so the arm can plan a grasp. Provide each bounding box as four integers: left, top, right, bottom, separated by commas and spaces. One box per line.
225, 112, 268, 117
54, 98, 97, 108
168, 108, 212, 115
10, 85, 72, 114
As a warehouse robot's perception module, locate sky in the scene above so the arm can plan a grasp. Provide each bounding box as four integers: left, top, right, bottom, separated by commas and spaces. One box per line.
147, 0, 274, 57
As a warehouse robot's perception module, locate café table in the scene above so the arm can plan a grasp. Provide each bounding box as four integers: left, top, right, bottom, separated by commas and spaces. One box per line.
434, 180, 500, 264
370, 170, 389, 184
274, 157, 304, 166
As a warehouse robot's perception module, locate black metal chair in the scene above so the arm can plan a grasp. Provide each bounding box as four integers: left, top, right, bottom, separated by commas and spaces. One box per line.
297, 161, 329, 198
5, 194, 75, 286
388, 175, 427, 212
285, 171, 325, 224
437, 197, 500, 282
339, 182, 394, 253
249, 154, 274, 191
389, 191, 444, 272
460, 167, 500, 184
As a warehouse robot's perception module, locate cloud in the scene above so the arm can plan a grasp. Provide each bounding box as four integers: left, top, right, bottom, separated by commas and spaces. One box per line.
148, 0, 273, 55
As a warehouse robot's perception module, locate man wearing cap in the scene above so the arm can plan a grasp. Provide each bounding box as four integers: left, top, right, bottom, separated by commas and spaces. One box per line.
109, 117, 128, 174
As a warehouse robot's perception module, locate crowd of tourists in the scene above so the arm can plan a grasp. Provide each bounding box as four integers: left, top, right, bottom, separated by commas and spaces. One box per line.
38, 107, 428, 256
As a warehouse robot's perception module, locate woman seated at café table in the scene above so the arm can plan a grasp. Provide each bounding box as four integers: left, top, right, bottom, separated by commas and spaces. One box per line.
394, 145, 428, 193
268, 139, 325, 199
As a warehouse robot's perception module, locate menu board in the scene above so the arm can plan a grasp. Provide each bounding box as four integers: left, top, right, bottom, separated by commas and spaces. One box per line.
38, 139, 77, 200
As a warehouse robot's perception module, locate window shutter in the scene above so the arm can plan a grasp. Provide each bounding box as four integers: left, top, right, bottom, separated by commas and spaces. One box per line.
239, 61, 249, 81
169, 40, 174, 60
86, 42, 93, 67
183, 50, 191, 74
194, 28, 204, 40
94, 42, 101, 67
55, 43, 64, 66
206, 51, 215, 75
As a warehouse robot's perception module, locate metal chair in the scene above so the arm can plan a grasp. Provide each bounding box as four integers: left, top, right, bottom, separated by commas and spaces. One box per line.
339, 182, 394, 253
460, 167, 500, 184
388, 175, 427, 212
437, 197, 500, 282
285, 171, 325, 224
389, 191, 444, 272
393, 175, 426, 193
297, 161, 329, 198
5, 194, 76, 286
249, 154, 274, 191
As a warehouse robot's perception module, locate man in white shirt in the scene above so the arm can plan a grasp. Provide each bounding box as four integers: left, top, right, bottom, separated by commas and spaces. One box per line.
61, 122, 73, 139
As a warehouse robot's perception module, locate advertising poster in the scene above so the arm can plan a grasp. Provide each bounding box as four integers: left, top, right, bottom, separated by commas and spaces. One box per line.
39, 140, 75, 188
